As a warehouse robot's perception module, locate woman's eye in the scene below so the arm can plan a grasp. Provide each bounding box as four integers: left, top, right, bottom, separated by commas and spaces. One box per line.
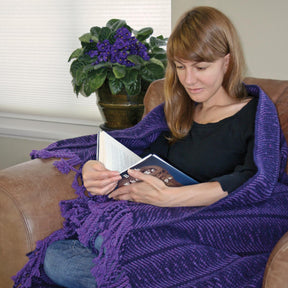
196, 66, 207, 71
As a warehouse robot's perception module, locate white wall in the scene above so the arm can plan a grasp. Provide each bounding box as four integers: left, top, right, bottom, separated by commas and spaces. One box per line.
0, 137, 53, 169
0, 112, 100, 169
171, 0, 288, 80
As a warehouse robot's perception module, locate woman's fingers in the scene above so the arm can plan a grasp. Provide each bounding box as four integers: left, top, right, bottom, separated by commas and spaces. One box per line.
82, 160, 121, 195
109, 169, 167, 203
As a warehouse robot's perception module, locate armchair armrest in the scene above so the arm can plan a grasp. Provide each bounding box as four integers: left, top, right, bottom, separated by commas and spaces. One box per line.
0, 158, 77, 287
262, 231, 288, 288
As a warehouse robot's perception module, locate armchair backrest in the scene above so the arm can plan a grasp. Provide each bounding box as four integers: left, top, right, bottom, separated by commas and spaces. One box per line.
244, 77, 288, 145
143, 79, 165, 117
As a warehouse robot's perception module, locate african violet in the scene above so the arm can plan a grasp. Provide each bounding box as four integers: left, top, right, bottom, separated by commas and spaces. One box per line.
69, 19, 167, 97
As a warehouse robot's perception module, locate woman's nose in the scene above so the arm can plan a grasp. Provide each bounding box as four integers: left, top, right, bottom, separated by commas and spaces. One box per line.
184, 69, 197, 85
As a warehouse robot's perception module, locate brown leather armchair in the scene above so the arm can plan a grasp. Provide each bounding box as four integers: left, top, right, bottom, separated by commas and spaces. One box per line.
1, 77, 288, 288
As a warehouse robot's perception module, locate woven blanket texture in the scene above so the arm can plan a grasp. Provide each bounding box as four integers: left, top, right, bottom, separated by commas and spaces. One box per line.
13, 85, 288, 288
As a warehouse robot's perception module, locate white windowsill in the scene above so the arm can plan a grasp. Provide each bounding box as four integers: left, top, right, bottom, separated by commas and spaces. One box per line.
0, 112, 102, 142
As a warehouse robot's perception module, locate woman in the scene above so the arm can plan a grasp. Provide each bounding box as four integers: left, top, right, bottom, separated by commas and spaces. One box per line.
81, 7, 256, 207
14, 6, 288, 288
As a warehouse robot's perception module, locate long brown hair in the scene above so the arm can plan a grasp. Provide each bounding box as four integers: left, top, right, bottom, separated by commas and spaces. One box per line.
164, 6, 247, 141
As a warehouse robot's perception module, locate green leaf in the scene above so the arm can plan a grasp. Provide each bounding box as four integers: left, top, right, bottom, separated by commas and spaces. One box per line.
141, 59, 165, 82
79, 33, 92, 43
75, 69, 87, 87
149, 47, 167, 64
83, 64, 96, 73
122, 69, 141, 96
106, 19, 127, 32
153, 53, 168, 65
68, 48, 83, 62
149, 36, 168, 47
99, 27, 111, 42
127, 55, 146, 65
69, 61, 91, 94
134, 27, 153, 42
93, 62, 112, 71
112, 64, 126, 79
151, 46, 167, 55
71, 78, 81, 96
90, 26, 101, 39
70, 60, 85, 78
83, 69, 107, 96
108, 77, 124, 94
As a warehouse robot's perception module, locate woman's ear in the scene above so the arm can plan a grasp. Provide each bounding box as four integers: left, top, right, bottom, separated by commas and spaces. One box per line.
224, 53, 230, 73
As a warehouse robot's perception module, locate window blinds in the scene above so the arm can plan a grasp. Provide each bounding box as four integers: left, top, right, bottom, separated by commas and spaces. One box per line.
0, 0, 171, 122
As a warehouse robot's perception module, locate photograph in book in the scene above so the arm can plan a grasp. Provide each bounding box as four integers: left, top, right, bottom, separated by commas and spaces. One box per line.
97, 131, 198, 188
118, 154, 199, 188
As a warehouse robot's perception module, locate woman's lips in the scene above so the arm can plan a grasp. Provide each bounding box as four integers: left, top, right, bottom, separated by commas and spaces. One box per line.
187, 87, 203, 93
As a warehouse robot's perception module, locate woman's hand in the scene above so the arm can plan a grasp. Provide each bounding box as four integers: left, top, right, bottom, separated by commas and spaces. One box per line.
82, 160, 122, 196
108, 169, 228, 207
108, 169, 175, 206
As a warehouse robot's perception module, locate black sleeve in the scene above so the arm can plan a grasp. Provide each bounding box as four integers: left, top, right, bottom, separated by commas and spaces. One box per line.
209, 131, 257, 193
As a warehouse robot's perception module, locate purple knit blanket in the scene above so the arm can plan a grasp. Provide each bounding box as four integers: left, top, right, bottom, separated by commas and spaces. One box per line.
13, 85, 288, 288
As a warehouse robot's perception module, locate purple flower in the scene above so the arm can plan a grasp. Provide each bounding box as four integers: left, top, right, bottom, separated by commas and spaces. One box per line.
115, 27, 132, 40
97, 39, 111, 51
88, 26, 150, 67
88, 50, 99, 58
113, 39, 127, 50
119, 50, 128, 59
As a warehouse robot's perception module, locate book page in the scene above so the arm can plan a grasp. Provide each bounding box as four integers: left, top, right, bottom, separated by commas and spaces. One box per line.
97, 131, 141, 172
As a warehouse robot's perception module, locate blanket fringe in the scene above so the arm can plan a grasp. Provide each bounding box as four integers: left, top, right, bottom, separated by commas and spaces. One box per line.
76, 200, 133, 287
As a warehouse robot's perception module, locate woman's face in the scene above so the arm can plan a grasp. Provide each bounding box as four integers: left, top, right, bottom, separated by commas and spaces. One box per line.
174, 54, 230, 105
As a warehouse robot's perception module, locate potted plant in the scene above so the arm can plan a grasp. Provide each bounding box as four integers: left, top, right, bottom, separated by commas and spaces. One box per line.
68, 19, 167, 130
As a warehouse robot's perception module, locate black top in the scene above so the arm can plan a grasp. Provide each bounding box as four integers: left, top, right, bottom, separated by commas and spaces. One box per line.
142, 97, 258, 193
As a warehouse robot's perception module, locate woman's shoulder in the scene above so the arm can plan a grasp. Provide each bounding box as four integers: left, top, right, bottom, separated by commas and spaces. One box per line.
235, 96, 258, 118
223, 96, 258, 125
218, 95, 258, 123
193, 96, 258, 130
194, 96, 258, 126
223, 96, 258, 129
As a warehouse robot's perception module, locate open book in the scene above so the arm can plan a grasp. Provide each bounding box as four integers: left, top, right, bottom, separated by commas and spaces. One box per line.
97, 131, 198, 188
